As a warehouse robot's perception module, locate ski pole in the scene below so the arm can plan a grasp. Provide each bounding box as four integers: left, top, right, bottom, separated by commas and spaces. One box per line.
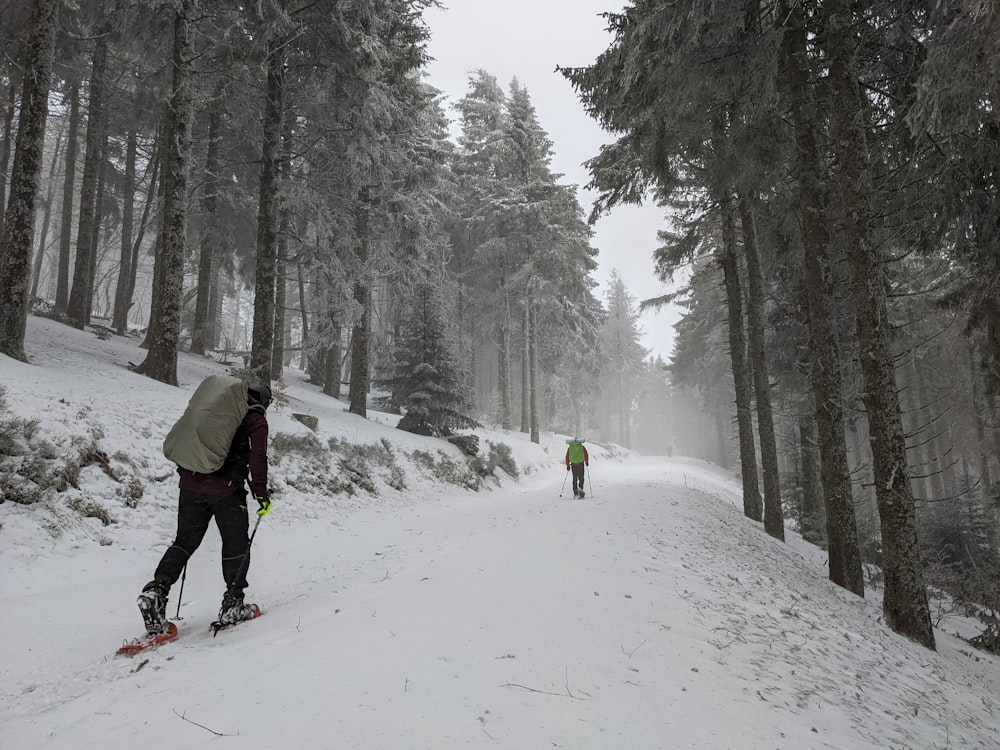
175, 563, 187, 619
587, 466, 593, 499
227, 514, 262, 597
229, 479, 265, 595
559, 467, 569, 497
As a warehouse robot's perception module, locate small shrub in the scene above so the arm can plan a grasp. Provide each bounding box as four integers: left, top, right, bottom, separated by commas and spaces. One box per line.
410, 449, 479, 490
487, 441, 518, 478
69, 497, 115, 526
337, 458, 375, 493
271, 432, 326, 461
55, 456, 81, 490
38, 440, 60, 460
387, 464, 406, 491
118, 477, 144, 508
448, 434, 480, 457
0, 474, 46, 505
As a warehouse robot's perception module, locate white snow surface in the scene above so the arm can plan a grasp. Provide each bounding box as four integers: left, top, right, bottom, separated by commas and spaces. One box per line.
1, 316, 998, 750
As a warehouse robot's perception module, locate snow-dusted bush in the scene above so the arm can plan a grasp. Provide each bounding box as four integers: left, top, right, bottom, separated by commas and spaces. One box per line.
409, 449, 480, 490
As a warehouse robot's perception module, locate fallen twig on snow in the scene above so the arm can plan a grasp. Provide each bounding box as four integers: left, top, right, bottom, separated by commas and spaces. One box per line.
172, 708, 235, 736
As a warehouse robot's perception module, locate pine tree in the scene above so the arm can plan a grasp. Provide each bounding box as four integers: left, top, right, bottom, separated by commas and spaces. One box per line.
598, 271, 647, 447
377, 280, 478, 437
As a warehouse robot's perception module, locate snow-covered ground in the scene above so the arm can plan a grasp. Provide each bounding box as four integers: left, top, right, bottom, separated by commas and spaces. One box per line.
1, 316, 998, 749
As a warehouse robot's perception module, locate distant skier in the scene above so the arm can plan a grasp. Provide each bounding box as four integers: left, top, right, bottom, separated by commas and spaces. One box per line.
565, 438, 589, 498
137, 382, 273, 635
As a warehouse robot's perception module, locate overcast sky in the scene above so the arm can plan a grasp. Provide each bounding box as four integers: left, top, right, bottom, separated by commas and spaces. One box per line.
422, 0, 681, 362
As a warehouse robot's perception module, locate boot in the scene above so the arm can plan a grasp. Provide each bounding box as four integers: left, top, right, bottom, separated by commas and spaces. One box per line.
137, 580, 169, 635
218, 590, 256, 626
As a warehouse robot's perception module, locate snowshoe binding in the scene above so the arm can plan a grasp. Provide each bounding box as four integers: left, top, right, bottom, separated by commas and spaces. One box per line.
211, 591, 261, 636
118, 582, 178, 656
137, 581, 170, 636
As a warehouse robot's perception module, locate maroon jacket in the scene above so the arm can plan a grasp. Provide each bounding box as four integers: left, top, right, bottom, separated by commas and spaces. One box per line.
178, 406, 269, 498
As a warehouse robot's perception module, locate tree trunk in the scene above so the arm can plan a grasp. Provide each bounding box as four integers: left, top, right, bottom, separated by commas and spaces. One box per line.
323, 323, 342, 397
498, 295, 512, 429
969, 342, 994, 500
207, 258, 223, 351
249, 39, 285, 383
191, 96, 221, 354
0, 0, 56, 361
348, 197, 370, 416
823, 0, 933, 648
297, 260, 310, 371
85, 122, 109, 324
271, 113, 294, 378
127, 133, 160, 317
112, 126, 137, 333
67, 34, 108, 329
29, 119, 64, 300
53, 78, 80, 316
134, 0, 194, 386
349, 279, 370, 416
711, 115, 761, 521
529, 302, 539, 443
0, 74, 20, 237
714, 405, 730, 470
737, 193, 783, 539
780, 0, 864, 596
520, 302, 530, 433
798, 407, 825, 544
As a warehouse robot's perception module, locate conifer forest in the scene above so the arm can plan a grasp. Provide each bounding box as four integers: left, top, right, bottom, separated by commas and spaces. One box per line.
1, 1, 999, 650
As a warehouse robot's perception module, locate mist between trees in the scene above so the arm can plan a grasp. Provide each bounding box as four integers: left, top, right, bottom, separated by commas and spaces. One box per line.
1, 1, 999, 652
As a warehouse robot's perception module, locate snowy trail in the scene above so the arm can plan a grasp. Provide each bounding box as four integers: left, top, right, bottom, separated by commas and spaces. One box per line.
4, 457, 999, 749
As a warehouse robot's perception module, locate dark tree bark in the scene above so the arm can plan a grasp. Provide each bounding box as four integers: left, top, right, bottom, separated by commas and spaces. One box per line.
85, 122, 109, 323
53, 78, 80, 316
711, 115, 762, 521
529, 302, 539, 444
134, 0, 194, 386
348, 196, 371, 416
297, 260, 310, 371
738, 192, 784, 540
0, 0, 56, 361
720, 202, 761, 522
348, 279, 370, 416
66, 34, 108, 329
823, 0, 933, 648
520, 303, 530, 433
797, 407, 825, 544
191, 95, 221, 355
497, 297, 512, 429
271, 112, 293, 377
779, 0, 864, 596
249, 39, 285, 383
0, 74, 20, 238
112, 126, 137, 334
206, 259, 222, 351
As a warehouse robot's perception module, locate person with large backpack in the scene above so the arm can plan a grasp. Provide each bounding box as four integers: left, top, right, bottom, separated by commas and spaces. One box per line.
137, 376, 273, 635
565, 438, 589, 498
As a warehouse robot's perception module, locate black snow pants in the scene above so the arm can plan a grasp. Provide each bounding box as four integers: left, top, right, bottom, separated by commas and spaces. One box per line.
570, 463, 586, 495
153, 489, 250, 593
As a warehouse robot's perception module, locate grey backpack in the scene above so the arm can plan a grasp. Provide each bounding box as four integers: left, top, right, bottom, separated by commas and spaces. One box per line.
163, 375, 248, 474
